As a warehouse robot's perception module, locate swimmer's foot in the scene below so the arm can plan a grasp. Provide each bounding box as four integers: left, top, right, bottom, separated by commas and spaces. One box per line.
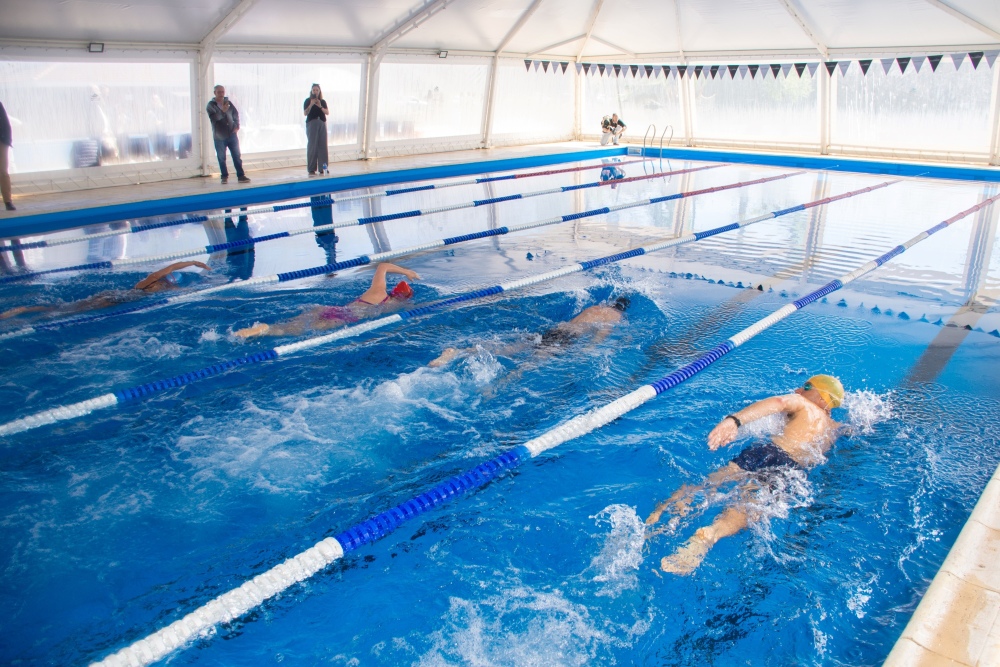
236, 323, 270, 338
428, 347, 460, 368
660, 530, 712, 575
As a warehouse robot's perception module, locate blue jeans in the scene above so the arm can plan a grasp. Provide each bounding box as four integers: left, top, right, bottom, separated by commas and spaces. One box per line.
213, 134, 244, 179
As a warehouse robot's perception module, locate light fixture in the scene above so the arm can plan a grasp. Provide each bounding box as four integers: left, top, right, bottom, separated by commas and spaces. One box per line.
439, 50, 448, 58
88, 42, 105, 53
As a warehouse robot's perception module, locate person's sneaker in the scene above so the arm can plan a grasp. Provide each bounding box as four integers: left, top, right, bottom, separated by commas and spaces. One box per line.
221, 177, 228, 184
4, 201, 14, 211
238, 176, 251, 183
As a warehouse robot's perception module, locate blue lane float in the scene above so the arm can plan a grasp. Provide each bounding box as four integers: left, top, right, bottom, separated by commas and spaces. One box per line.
0, 163, 714, 283
0, 158, 653, 253
0, 167, 784, 340
0, 174, 887, 435
85, 189, 1000, 667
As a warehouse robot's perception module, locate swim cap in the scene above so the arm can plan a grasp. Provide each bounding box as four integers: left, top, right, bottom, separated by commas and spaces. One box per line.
806, 374, 844, 409
613, 296, 631, 312
390, 280, 414, 300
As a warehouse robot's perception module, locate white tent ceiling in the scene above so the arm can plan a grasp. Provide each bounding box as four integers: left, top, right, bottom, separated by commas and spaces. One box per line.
1, 0, 998, 58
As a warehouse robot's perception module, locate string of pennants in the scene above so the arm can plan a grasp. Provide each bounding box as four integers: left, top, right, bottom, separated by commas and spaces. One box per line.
523, 50, 999, 78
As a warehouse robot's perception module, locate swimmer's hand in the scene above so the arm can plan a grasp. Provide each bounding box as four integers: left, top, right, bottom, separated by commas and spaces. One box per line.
400, 268, 421, 281
428, 347, 460, 368
707, 418, 738, 450
236, 323, 270, 338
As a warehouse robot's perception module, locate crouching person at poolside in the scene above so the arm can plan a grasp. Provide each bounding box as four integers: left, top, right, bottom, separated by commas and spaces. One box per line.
646, 374, 845, 575
235, 262, 419, 338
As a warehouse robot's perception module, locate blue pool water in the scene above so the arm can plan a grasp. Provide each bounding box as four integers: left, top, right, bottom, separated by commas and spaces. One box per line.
1, 157, 999, 666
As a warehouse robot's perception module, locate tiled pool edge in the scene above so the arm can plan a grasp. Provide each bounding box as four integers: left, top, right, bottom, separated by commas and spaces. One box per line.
883, 462, 1000, 667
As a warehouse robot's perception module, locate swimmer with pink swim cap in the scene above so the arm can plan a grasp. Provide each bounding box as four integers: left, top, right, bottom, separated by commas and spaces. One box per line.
235, 262, 420, 338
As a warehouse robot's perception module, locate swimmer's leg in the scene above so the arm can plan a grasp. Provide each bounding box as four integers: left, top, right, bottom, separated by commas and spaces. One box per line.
0, 305, 52, 320
660, 506, 749, 575
646, 463, 744, 526
428, 347, 463, 368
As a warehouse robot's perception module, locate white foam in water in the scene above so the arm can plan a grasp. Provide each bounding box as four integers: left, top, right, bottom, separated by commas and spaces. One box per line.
414, 587, 613, 667
746, 469, 815, 565
57, 334, 189, 364
198, 328, 222, 343
588, 504, 644, 597
841, 389, 893, 435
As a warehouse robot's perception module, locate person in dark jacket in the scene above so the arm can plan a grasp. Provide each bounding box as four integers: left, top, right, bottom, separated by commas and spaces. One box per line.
205, 85, 249, 184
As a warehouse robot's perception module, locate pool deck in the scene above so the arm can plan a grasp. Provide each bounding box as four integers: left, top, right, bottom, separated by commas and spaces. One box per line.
884, 461, 1000, 667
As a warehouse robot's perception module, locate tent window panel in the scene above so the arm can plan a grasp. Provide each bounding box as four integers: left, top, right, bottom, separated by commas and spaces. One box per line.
492, 61, 574, 139
692, 72, 818, 145
376, 62, 488, 141
580, 73, 685, 139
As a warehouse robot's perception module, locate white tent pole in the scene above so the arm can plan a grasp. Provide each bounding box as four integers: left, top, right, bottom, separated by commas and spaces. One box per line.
361, 53, 380, 159
673, 0, 693, 146
922, 0, 1000, 42
819, 64, 831, 155
989, 63, 1000, 165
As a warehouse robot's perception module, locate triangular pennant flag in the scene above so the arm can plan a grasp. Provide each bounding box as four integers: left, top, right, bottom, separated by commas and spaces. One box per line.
858, 59, 872, 75
838, 60, 850, 76
613, 64, 621, 77
710, 65, 720, 79
629, 64, 639, 77
598, 63, 606, 76
825, 61, 837, 76
729, 64, 740, 78
532, 60, 541, 72
896, 57, 910, 74
880, 58, 894, 74
644, 65, 654, 77
677, 65, 687, 77
653, 65, 663, 78
738, 65, 748, 78
694, 65, 704, 78
541, 60, 550, 72
524, 59, 532, 72
781, 63, 793, 77
560, 61, 569, 74
985, 50, 999, 68
927, 55, 942, 71
911, 56, 925, 73
748, 64, 759, 78
969, 52, 984, 69
806, 62, 818, 77
794, 63, 806, 77
770, 64, 781, 78
575, 62, 582, 75
951, 53, 965, 70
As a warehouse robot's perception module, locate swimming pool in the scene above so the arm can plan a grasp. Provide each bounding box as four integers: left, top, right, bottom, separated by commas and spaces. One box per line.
1, 156, 999, 665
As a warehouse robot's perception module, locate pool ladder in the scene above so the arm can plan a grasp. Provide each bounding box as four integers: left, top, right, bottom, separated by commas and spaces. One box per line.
642, 124, 675, 175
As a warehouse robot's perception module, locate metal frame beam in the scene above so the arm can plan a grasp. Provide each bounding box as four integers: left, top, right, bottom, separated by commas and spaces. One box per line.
528, 34, 585, 59
588, 34, 636, 58
776, 0, 828, 58
674, 0, 693, 146
923, 0, 1000, 42
484, 0, 546, 148
575, 0, 606, 63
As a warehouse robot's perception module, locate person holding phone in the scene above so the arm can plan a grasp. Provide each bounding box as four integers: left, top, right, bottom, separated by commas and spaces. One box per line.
303, 83, 329, 176
205, 85, 249, 184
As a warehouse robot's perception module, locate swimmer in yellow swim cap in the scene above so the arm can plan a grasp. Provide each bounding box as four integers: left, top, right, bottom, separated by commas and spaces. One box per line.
646, 373, 845, 575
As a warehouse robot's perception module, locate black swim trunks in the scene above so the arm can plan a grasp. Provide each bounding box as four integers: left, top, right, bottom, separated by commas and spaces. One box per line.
539, 327, 578, 348
732, 442, 801, 472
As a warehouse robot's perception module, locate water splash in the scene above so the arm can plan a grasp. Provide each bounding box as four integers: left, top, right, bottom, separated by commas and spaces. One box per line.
588, 504, 644, 597
842, 390, 894, 435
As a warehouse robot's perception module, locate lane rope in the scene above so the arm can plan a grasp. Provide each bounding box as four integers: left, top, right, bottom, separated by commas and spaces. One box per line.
87, 190, 1000, 667
0, 174, 886, 435
0, 158, 655, 252
0, 167, 786, 341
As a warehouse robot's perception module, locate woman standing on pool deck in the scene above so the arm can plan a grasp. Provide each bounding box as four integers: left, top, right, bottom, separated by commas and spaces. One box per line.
235, 262, 419, 338
303, 84, 329, 176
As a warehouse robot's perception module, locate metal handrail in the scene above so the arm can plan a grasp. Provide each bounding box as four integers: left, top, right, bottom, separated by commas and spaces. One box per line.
642, 124, 656, 157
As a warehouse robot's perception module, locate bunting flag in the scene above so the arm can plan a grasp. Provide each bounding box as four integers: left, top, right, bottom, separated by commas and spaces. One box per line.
806, 62, 818, 77
911, 55, 925, 73
694, 65, 704, 78
541, 60, 550, 72
927, 55, 942, 71
951, 53, 965, 70
532, 60, 541, 72
710, 64, 720, 79
987, 50, 1000, 68
781, 63, 793, 77
629, 64, 639, 77
729, 64, 740, 78
598, 63, 606, 76
880, 58, 895, 75
824, 61, 837, 76
560, 61, 569, 74
838, 60, 850, 76
969, 51, 983, 69
654, 65, 663, 78
738, 64, 748, 79
858, 59, 872, 75
613, 64, 622, 77
770, 63, 781, 78
748, 64, 759, 78
794, 62, 806, 77
524, 59, 531, 72
677, 65, 687, 77
896, 57, 910, 74
574, 62, 583, 75
644, 64, 654, 77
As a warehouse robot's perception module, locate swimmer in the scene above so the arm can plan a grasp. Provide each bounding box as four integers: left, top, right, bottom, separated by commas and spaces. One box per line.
646, 374, 844, 575
235, 262, 420, 338
0, 261, 211, 320
428, 296, 630, 368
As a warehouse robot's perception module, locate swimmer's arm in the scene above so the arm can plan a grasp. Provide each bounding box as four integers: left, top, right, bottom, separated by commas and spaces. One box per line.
707, 394, 800, 450
357, 262, 420, 305
134, 261, 211, 290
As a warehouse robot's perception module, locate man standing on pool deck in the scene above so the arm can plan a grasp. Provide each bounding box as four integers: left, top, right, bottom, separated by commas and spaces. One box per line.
205, 85, 250, 184
646, 374, 844, 575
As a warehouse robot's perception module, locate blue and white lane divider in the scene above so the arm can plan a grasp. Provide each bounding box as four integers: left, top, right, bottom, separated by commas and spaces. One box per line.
0, 164, 718, 283
0, 174, 883, 435
1, 159, 654, 252
0, 168, 788, 341
87, 191, 1000, 667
